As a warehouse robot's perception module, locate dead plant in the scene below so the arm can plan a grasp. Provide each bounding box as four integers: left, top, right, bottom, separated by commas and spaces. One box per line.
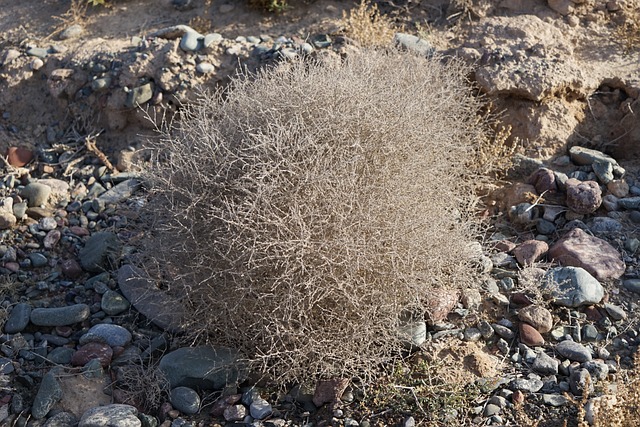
342, 0, 399, 48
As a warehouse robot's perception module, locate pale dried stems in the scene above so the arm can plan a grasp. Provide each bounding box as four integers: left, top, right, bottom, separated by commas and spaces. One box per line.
113, 362, 169, 413
143, 49, 484, 384
47, 0, 89, 41
613, 0, 640, 53
342, 0, 399, 48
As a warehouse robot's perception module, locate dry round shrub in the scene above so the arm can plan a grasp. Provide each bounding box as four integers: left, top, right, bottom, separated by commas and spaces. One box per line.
142, 49, 485, 383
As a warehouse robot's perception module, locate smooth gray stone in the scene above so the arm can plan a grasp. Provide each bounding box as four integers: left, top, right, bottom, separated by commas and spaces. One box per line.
624, 279, 640, 294
393, 33, 434, 57
79, 323, 132, 347
117, 265, 186, 333
32, 371, 63, 419
542, 394, 568, 406
250, 398, 272, 420
556, 340, 592, 363
618, 197, 640, 209
203, 33, 223, 47
509, 378, 543, 393
0, 357, 14, 374
544, 267, 604, 307
569, 368, 593, 396
147, 24, 197, 40
126, 84, 153, 108
31, 304, 90, 326
48, 347, 75, 365
532, 351, 559, 375
101, 289, 130, 315
27, 47, 49, 58
42, 411, 78, 427
97, 179, 142, 204
79, 231, 120, 272
29, 252, 48, 268
21, 183, 51, 207
5, 303, 32, 333
79, 404, 140, 427
604, 303, 626, 320
159, 346, 247, 390
170, 387, 200, 415
180, 31, 203, 51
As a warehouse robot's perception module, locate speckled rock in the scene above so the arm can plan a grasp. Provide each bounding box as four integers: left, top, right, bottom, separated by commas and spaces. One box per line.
543, 267, 604, 308
565, 179, 602, 214
514, 240, 548, 266
518, 305, 553, 333
79, 404, 140, 427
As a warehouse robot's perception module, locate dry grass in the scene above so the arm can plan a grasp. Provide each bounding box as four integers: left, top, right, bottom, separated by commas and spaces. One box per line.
142, 48, 485, 384
249, 0, 288, 13
112, 362, 169, 413
342, 0, 399, 48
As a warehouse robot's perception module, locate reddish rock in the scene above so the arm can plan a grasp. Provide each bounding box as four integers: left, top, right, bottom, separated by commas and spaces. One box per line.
313, 378, 349, 407
528, 168, 557, 193
4, 262, 19, 272
584, 305, 604, 322
519, 323, 545, 347
494, 240, 517, 253
6, 147, 34, 167
61, 259, 83, 279
55, 326, 73, 337
518, 305, 553, 333
607, 179, 629, 198
69, 226, 90, 237
511, 293, 533, 307
44, 230, 61, 249
512, 390, 525, 405
514, 240, 549, 266
549, 228, 625, 280
71, 342, 113, 367
565, 179, 602, 214
424, 288, 459, 324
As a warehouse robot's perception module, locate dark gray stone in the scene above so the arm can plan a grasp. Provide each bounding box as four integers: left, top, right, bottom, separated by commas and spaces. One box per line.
126, 84, 153, 108
159, 346, 248, 390
48, 347, 75, 365
101, 290, 131, 315
29, 252, 48, 268
556, 340, 592, 363
616, 197, 640, 210
42, 411, 78, 427
31, 304, 90, 326
5, 303, 31, 333
79, 232, 120, 273
569, 368, 593, 396
532, 351, 559, 375
170, 387, 201, 415
250, 398, 272, 420
32, 371, 63, 419
543, 267, 604, 307
623, 279, 640, 294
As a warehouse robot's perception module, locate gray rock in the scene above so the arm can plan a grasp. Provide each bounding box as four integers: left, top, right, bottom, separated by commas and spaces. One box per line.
170, 387, 200, 415
32, 371, 63, 419
60, 24, 84, 40
159, 346, 247, 390
180, 31, 203, 52
0, 357, 14, 374
13, 201, 27, 219
532, 351, 559, 375
542, 394, 568, 406
399, 321, 426, 348
97, 179, 142, 204
48, 347, 75, 365
492, 323, 515, 340
101, 289, 131, 315
569, 368, 593, 396
484, 403, 501, 417
618, 197, 640, 209
604, 303, 626, 321
79, 231, 120, 272
478, 320, 494, 339
203, 33, 223, 47
623, 279, 640, 294
126, 84, 153, 108
117, 265, 186, 332
569, 146, 623, 174
91, 77, 111, 91
80, 323, 132, 347
583, 360, 609, 381
543, 267, 604, 307
556, 340, 592, 363
393, 33, 434, 56
42, 411, 78, 427
79, 404, 140, 427
27, 47, 49, 58
4, 303, 32, 334
29, 252, 48, 268
21, 183, 51, 207
582, 324, 598, 341
196, 62, 215, 74
250, 398, 272, 420
31, 304, 90, 326
592, 160, 613, 184
463, 327, 482, 342
509, 377, 543, 393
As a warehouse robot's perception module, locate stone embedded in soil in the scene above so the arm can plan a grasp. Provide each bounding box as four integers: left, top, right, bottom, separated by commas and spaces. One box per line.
570, 368, 593, 396
6, 146, 34, 167
548, 0, 574, 15
71, 342, 113, 367
556, 340, 592, 363
250, 397, 273, 420
30, 304, 90, 326
32, 371, 63, 419
569, 146, 623, 174
79, 231, 120, 272
589, 216, 622, 234
20, 183, 51, 207
603, 303, 626, 320
80, 324, 132, 347
509, 377, 543, 393
608, 180, 629, 198
117, 265, 186, 332
159, 346, 247, 390
170, 387, 201, 415
543, 267, 604, 308
79, 404, 140, 427
60, 259, 83, 279
565, 179, 602, 215
527, 168, 557, 193
101, 289, 131, 315
518, 305, 553, 333
514, 239, 548, 266
97, 179, 142, 204
393, 33, 434, 57
424, 288, 459, 324
548, 228, 625, 280
4, 303, 31, 334
519, 323, 544, 347
313, 378, 350, 407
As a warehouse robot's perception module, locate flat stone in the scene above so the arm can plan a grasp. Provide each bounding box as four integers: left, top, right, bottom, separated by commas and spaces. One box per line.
29, 252, 48, 268
532, 351, 559, 375
514, 240, 548, 266
27, 47, 49, 58
588, 216, 623, 234
32, 371, 63, 419
313, 378, 350, 407
543, 267, 604, 307
71, 342, 113, 367
393, 33, 434, 56
603, 303, 626, 320
623, 279, 640, 294
170, 387, 200, 415
21, 183, 51, 207
570, 368, 593, 396
97, 179, 142, 205
518, 304, 553, 333
79, 232, 120, 273
48, 347, 75, 365
59, 24, 84, 40
125, 84, 153, 108
117, 265, 186, 332
519, 322, 544, 347
556, 340, 592, 363
31, 304, 90, 326
4, 303, 31, 334
548, 228, 625, 281
80, 324, 132, 347
607, 180, 629, 198
180, 31, 203, 51
196, 62, 215, 74
250, 398, 272, 420
399, 321, 426, 348
569, 146, 622, 171
159, 346, 247, 390
565, 179, 602, 214
618, 197, 640, 209
509, 378, 543, 393
542, 394, 568, 406
79, 404, 140, 427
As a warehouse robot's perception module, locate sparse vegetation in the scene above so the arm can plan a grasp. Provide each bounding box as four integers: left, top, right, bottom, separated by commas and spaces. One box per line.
342, 0, 398, 48
249, 0, 288, 13
143, 48, 485, 384
614, 0, 640, 53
